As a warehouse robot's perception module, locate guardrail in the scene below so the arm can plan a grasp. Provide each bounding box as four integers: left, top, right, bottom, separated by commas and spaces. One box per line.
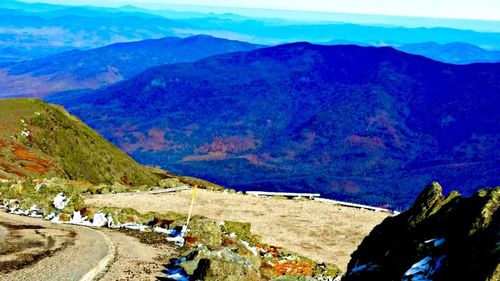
314, 198, 396, 214
103, 186, 191, 196
245, 191, 321, 199
245, 190, 398, 214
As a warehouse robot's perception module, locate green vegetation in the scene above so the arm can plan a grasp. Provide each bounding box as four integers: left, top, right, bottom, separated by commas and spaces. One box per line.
0, 98, 165, 186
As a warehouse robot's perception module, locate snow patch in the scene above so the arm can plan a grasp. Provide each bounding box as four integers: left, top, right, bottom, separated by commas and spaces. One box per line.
53, 193, 69, 210
403, 255, 445, 281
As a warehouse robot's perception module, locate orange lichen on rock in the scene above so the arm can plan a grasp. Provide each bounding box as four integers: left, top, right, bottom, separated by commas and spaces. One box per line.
272, 260, 314, 276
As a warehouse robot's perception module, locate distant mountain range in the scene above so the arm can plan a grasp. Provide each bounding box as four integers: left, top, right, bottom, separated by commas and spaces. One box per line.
325, 41, 500, 64
2, 0, 500, 63
0, 35, 261, 97
47, 43, 500, 209
397, 42, 500, 64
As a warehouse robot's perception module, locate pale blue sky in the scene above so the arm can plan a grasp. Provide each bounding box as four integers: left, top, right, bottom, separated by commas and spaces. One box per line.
22, 0, 500, 21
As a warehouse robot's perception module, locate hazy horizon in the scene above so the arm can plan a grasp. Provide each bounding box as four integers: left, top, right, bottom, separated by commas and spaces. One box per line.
18, 0, 500, 21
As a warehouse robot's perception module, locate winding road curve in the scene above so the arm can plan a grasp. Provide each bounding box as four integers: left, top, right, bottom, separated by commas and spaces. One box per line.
0, 211, 114, 281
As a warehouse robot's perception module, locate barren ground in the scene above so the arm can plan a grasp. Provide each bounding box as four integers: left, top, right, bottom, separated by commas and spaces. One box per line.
86, 190, 390, 270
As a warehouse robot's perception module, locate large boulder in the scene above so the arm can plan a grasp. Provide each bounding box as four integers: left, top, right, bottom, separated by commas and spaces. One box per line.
187, 216, 223, 247
181, 245, 262, 281
343, 182, 499, 281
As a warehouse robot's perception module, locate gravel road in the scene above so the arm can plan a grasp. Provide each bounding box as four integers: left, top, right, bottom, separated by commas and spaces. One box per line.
0, 211, 113, 281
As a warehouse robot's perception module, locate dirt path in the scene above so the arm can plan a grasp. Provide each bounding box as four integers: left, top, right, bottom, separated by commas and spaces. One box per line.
0, 212, 108, 281
86, 190, 390, 270
0, 211, 112, 281
0, 225, 6, 240
0, 211, 178, 281
99, 229, 177, 281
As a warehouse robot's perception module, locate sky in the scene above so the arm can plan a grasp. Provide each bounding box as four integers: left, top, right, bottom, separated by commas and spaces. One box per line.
22, 0, 500, 21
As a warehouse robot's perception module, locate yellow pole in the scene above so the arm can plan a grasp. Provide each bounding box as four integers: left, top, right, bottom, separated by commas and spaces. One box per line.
186, 185, 198, 226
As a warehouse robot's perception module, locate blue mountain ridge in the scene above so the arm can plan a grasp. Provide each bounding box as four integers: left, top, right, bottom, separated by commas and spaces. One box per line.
47, 43, 500, 210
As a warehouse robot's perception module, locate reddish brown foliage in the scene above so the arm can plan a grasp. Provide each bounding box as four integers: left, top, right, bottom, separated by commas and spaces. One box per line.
196, 136, 259, 154
346, 135, 385, 150
368, 111, 401, 145
182, 151, 228, 162
12, 145, 51, 168
11, 144, 52, 175
330, 180, 361, 194
120, 128, 181, 153
0, 162, 26, 177
23, 165, 48, 174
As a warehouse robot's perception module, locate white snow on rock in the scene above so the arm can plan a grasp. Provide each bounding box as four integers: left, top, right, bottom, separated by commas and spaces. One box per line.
121, 223, 147, 232
50, 214, 62, 223
70, 211, 88, 225
154, 227, 170, 234
53, 193, 69, 210
167, 236, 186, 247
67, 211, 108, 227
424, 238, 446, 247
46, 212, 57, 220
21, 129, 31, 137
166, 271, 190, 281
166, 225, 188, 247
241, 240, 258, 256
91, 212, 108, 227
403, 255, 445, 281
107, 215, 120, 228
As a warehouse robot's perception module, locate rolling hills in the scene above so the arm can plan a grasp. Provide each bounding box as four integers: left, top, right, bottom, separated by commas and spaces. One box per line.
0, 35, 261, 97
397, 42, 500, 64
2, 0, 500, 64
47, 43, 500, 209
0, 98, 166, 185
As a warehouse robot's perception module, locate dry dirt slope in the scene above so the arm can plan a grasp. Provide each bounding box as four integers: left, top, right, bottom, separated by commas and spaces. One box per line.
86, 189, 390, 271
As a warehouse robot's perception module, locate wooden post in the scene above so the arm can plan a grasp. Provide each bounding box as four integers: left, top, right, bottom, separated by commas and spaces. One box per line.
186, 185, 198, 227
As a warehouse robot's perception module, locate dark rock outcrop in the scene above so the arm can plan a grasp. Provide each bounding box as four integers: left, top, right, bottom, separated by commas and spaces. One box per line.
343, 182, 499, 281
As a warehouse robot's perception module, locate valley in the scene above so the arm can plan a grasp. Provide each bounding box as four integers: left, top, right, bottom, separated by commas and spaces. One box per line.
0, 1, 499, 280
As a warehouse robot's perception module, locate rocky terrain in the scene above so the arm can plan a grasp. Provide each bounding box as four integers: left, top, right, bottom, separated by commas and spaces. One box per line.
343, 183, 500, 281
